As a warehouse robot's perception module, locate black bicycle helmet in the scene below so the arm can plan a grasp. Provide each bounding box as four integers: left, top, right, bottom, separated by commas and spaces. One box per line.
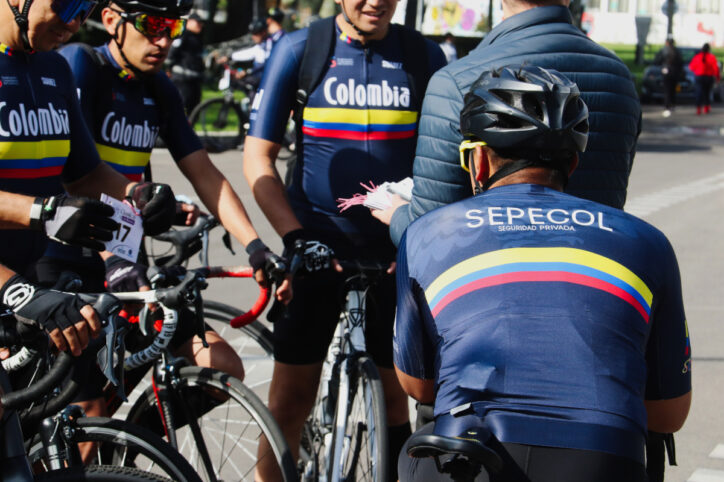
460, 65, 589, 190
248, 17, 268, 34
461, 65, 589, 153
267, 7, 285, 23
112, 0, 193, 17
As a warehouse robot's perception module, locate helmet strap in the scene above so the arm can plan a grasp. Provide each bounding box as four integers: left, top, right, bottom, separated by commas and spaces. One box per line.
112, 18, 145, 78
340, 4, 372, 38
7, 0, 34, 51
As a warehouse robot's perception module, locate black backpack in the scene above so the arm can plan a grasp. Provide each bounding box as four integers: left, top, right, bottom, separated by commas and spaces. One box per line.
285, 16, 432, 186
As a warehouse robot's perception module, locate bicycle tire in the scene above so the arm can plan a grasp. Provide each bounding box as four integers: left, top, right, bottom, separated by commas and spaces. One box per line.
188, 97, 246, 153
198, 300, 274, 403
125, 366, 297, 482
34, 464, 171, 481
27, 417, 202, 482
333, 355, 388, 482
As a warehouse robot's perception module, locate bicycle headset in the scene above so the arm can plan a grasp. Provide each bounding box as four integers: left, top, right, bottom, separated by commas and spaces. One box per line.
459, 65, 589, 192
108, 0, 192, 76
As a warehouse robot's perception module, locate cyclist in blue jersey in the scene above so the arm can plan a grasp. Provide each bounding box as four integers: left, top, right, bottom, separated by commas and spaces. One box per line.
394, 65, 691, 481
34, 0, 291, 435
244, 0, 446, 477
0, 0, 177, 354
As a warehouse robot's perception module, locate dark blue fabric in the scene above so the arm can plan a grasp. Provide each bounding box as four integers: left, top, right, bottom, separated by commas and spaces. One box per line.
389, 6, 642, 245
394, 184, 689, 461
248, 20, 446, 257
0, 49, 101, 273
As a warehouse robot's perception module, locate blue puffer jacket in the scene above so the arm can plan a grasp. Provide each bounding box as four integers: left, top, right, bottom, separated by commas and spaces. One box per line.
390, 6, 641, 246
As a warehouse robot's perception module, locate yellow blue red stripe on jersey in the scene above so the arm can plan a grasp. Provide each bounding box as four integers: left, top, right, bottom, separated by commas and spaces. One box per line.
96, 143, 150, 181
302, 107, 418, 141
425, 247, 653, 322
0, 43, 13, 56
0, 140, 69, 178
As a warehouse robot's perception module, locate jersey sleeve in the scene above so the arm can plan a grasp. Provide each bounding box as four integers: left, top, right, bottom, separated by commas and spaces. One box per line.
247, 33, 302, 143
54, 52, 102, 183
424, 38, 447, 76
394, 231, 436, 379
155, 74, 203, 161
645, 237, 691, 400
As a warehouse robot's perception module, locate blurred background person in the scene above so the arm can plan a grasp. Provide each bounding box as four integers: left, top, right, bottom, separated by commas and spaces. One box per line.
169, 11, 206, 114
689, 42, 720, 115
654, 37, 682, 118
439, 32, 457, 64
266, 6, 286, 45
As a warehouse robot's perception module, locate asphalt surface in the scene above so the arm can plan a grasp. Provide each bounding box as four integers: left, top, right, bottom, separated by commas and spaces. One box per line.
147, 100, 724, 481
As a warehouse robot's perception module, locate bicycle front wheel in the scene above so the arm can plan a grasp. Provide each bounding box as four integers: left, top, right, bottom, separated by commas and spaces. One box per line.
188, 98, 246, 153
333, 356, 388, 482
125, 366, 297, 482
27, 417, 201, 482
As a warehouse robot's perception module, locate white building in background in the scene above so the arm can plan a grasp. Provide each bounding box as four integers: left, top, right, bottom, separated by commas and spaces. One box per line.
583, 0, 722, 46
400, 0, 721, 47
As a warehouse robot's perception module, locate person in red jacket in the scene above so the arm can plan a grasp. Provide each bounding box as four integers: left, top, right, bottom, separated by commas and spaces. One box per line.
689, 43, 720, 114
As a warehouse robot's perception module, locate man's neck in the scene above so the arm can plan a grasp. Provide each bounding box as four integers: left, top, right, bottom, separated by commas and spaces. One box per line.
0, 14, 26, 51
334, 14, 388, 44
488, 168, 564, 191
501, 0, 569, 19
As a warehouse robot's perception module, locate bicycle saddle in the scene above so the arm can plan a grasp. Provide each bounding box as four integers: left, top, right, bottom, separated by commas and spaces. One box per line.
407, 430, 504, 474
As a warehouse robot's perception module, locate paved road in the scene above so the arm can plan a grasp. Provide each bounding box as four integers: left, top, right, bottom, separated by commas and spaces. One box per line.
148, 101, 724, 481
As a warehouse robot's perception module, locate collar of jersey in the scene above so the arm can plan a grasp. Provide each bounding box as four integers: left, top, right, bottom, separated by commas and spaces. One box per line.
337, 24, 365, 48
0, 42, 34, 56
100, 43, 136, 82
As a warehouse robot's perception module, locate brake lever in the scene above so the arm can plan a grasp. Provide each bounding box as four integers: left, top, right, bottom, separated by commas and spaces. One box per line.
192, 283, 209, 349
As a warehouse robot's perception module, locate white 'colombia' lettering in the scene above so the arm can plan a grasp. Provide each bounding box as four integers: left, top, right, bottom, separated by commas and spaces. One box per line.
466, 207, 613, 232
0, 102, 70, 137
323, 77, 410, 108
101, 112, 160, 149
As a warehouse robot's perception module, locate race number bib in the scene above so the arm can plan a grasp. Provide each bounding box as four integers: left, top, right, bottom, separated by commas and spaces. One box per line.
101, 194, 143, 262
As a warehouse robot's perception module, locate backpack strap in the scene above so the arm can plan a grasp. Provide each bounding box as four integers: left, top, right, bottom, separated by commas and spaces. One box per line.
293, 16, 336, 128
394, 24, 431, 110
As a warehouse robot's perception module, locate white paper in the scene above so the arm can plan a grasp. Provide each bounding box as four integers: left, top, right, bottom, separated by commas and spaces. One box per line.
101, 194, 143, 262
362, 178, 414, 210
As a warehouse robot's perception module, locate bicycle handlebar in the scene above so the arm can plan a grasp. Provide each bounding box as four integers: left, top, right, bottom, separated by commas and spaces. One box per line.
152, 214, 220, 267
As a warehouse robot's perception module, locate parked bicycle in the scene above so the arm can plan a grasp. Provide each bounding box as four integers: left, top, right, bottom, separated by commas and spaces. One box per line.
295, 251, 391, 482
189, 62, 296, 159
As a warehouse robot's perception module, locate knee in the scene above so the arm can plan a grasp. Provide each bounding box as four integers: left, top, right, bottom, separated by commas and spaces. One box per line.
267, 385, 317, 428
181, 332, 246, 382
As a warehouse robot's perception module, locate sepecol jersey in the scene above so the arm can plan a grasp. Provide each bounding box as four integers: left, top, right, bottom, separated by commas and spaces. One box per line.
0, 44, 101, 274
394, 184, 691, 464
248, 23, 445, 259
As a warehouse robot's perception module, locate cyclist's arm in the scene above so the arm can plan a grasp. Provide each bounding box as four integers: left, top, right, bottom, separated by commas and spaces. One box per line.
0, 191, 34, 229
644, 237, 692, 434
179, 149, 262, 246
64, 161, 135, 201
645, 392, 691, 433
243, 136, 302, 237
393, 232, 436, 402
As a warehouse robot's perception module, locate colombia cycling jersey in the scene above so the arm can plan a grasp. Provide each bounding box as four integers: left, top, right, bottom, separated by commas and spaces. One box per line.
394, 184, 691, 463
0, 45, 101, 274
249, 24, 445, 256
59, 43, 203, 182
44, 43, 204, 264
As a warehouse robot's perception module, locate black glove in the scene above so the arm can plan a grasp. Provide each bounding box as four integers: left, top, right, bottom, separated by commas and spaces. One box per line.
29, 195, 118, 251
104, 256, 150, 293
0, 274, 86, 333
246, 239, 286, 284
127, 182, 176, 236
282, 229, 334, 273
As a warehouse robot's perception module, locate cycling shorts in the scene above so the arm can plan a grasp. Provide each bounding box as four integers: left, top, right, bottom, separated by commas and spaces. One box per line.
271, 268, 396, 367
399, 423, 646, 482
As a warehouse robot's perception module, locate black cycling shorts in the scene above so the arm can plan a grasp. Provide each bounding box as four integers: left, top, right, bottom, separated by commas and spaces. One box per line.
398, 423, 646, 482
271, 268, 396, 367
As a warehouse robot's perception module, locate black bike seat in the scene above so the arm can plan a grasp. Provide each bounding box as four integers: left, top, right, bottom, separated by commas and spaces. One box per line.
407, 432, 504, 473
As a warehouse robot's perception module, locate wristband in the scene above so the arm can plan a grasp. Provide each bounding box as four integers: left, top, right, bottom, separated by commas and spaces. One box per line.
245, 238, 267, 255
282, 229, 306, 250
28, 197, 46, 231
